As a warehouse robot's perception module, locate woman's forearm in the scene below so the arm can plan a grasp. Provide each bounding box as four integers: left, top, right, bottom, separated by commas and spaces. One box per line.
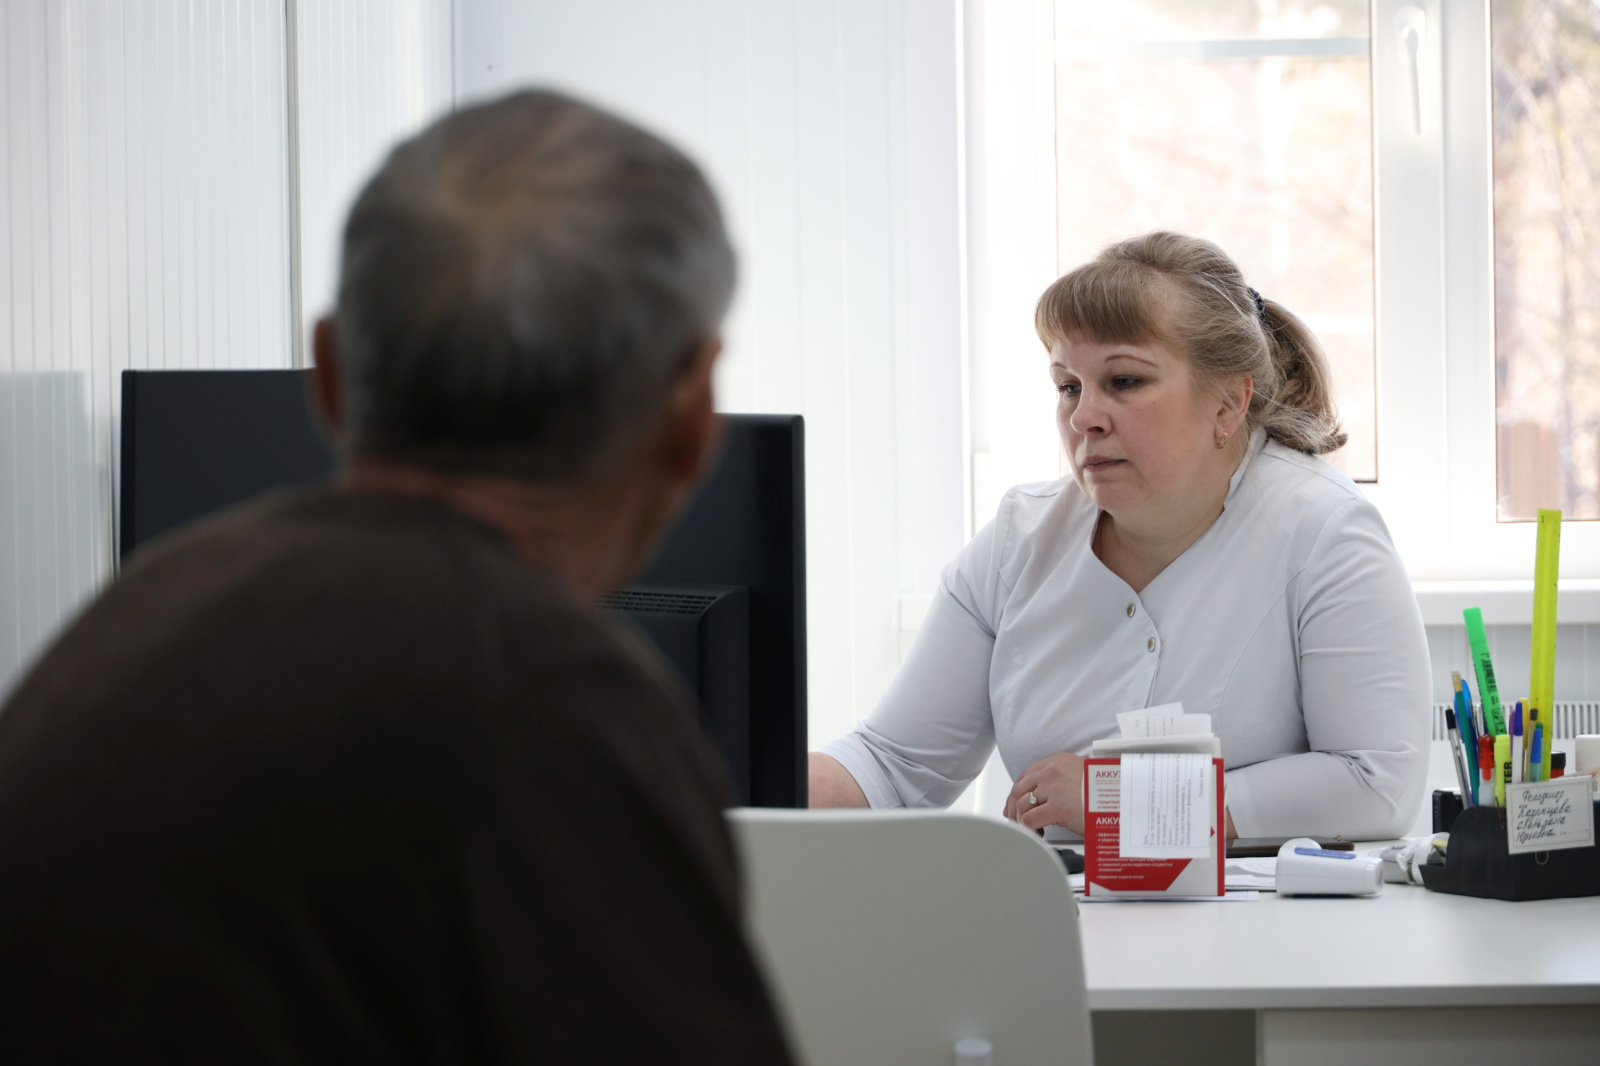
808, 752, 869, 808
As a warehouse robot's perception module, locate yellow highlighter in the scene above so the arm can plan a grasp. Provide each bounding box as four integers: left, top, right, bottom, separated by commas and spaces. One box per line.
1495, 734, 1511, 807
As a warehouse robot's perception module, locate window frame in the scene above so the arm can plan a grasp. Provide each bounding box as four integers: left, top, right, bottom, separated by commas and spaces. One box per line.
1374, 0, 1600, 617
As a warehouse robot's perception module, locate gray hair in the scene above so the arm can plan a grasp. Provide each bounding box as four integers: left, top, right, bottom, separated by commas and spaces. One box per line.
334, 89, 737, 481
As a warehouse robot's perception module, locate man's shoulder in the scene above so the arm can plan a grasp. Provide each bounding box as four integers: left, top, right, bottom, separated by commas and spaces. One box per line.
4, 488, 691, 751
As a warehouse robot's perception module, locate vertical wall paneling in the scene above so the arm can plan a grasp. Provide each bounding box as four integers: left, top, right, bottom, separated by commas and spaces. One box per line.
901, 0, 968, 582
458, 1, 969, 748
291, 0, 455, 346
0, 0, 294, 700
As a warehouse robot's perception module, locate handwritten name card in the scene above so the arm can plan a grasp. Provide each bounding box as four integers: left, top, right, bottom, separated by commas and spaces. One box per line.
1504, 778, 1596, 855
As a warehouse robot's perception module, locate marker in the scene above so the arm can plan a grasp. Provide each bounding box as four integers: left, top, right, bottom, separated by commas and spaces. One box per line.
1478, 735, 1496, 806
1511, 703, 1524, 785
1465, 608, 1507, 736
1494, 734, 1511, 807
1530, 724, 1544, 783
1445, 707, 1474, 802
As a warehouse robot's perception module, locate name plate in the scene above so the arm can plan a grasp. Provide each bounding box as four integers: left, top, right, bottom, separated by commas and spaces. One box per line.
1504, 778, 1596, 855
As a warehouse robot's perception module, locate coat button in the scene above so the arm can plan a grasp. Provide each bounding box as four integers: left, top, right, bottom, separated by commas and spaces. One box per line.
1126, 603, 1136, 618
1147, 637, 1157, 652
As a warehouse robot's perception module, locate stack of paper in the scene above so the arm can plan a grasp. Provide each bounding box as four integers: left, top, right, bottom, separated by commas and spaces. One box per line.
1091, 703, 1221, 859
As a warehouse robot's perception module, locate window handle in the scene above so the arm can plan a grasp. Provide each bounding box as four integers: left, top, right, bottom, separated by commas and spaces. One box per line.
1399, 5, 1427, 136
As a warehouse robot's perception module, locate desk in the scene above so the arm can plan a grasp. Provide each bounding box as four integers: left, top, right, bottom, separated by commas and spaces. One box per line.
1079, 878, 1600, 1065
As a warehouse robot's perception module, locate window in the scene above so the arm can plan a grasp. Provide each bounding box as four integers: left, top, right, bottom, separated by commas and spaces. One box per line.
1491, 0, 1600, 520
1055, 0, 1376, 479
967, 0, 1600, 604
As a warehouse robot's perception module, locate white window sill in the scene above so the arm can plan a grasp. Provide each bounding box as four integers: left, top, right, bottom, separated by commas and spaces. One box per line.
1410, 581, 1600, 626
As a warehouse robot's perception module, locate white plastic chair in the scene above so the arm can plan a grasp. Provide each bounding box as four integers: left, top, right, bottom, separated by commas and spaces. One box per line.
726, 809, 1092, 1066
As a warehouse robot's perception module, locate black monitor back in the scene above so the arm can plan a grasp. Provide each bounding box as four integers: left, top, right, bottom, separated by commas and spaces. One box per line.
626, 414, 806, 808
120, 370, 335, 556
118, 369, 806, 807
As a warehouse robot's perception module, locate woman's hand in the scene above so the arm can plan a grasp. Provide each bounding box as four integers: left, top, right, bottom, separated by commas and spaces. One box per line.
1002, 753, 1087, 835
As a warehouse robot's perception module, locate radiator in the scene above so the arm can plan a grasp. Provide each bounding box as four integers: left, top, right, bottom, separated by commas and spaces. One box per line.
1431, 702, 1600, 741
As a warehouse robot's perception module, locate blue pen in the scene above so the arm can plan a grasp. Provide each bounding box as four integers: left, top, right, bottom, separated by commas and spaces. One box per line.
1530, 724, 1544, 782
1511, 703, 1524, 785
1453, 672, 1479, 804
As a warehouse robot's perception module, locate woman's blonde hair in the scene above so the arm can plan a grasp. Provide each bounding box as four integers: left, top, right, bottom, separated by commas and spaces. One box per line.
1033, 231, 1346, 456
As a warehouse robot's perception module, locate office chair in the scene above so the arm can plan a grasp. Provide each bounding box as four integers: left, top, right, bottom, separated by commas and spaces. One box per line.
727, 809, 1092, 1066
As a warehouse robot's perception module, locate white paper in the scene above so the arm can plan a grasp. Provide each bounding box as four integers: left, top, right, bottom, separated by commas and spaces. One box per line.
1224, 875, 1277, 890
1118, 752, 1212, 858
1505, 778, 1596, 854
1091, 734, 1221, 757
1223, 859, 1277, 890
1116, 703, 1212, 739
1077, 891, 1259, 903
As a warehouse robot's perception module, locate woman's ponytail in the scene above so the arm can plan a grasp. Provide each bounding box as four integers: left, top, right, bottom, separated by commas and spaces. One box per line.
1255, 299, 1346, 455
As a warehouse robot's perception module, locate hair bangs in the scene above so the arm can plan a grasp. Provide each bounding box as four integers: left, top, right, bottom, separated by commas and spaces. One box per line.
1034, 259, 1170, 351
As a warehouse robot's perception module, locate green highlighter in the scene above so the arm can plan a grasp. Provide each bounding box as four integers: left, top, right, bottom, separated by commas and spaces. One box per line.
1464, 607, 1506, 737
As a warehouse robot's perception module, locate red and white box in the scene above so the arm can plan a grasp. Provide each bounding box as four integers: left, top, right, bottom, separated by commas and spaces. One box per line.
1083, 755, 1225, 897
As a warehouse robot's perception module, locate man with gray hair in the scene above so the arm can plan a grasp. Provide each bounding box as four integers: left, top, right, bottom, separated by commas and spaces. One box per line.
0, 91, 795, 1064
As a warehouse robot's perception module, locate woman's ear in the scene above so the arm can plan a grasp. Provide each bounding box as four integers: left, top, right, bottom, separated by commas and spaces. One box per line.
1219, 376, 1254, 436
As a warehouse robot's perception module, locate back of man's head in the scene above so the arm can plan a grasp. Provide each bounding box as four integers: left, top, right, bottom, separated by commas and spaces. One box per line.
334, 90, 736, 483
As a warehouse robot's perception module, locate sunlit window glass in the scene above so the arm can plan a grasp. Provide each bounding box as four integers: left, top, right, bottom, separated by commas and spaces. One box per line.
1054, 0, 1376, 481
1492, 0, 1600, 520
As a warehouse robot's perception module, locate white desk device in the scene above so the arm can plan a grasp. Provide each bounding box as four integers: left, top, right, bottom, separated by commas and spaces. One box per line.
1275, 838, 1384, 896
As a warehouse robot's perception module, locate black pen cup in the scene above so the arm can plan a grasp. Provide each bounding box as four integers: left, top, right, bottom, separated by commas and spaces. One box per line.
1421, 800, 1600, 901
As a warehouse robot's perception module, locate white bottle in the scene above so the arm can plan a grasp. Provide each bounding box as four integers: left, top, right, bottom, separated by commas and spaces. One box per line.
1274, 838, 1384, 896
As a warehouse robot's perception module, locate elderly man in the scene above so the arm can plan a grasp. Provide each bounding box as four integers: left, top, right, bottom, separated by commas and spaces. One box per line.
0, 91, 794, 1064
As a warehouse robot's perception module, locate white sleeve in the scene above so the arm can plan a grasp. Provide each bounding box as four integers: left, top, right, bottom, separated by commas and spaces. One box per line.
819, 506, 1008, 808
1224, 498, 1431, 840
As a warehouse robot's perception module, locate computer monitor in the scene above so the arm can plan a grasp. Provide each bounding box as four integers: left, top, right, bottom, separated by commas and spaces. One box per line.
119, 369, 806, 807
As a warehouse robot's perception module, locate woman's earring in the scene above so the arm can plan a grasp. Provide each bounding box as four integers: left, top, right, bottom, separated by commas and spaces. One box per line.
1216, 432, 1229, 450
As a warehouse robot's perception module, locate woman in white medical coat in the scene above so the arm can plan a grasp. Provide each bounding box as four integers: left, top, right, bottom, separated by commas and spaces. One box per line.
811, 232, 1429, 841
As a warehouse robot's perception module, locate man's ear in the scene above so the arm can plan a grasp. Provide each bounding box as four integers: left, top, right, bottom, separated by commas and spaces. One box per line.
657, 336, 724, 486
309, 317, 344, 438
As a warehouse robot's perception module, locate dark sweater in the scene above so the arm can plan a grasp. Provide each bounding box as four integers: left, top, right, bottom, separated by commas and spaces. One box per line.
0, 489, 794, 1065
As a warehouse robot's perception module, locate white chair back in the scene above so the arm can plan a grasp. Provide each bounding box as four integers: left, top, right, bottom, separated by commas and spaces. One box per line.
727, 809, 1092, 1066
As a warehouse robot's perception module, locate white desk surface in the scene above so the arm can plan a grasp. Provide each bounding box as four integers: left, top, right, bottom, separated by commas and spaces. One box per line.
1079, 878, 1600, 1011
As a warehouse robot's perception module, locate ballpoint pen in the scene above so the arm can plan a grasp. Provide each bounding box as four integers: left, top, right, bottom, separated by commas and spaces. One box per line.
1530, 724, 1544, 783
1455, 673, 1480, 804
1511, 703, 1523, 785
1526, 706, 1540, 782
1445, 707, 1473, 802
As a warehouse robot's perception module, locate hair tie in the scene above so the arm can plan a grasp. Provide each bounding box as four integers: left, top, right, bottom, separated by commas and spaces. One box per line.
1247, 287, 1266, 320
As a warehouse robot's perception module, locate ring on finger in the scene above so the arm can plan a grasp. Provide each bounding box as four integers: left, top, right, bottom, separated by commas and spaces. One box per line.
1026, 791, 1042, 806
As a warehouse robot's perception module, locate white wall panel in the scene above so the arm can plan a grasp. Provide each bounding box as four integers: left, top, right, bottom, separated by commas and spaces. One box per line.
458, 0, 968, 749
0, 0, 292, 698
292, 0, 454, 346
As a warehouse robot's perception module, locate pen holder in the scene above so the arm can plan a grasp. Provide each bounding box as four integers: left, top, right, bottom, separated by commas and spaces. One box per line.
1431, 788, 1465, 834
1421, 801, 1600, 901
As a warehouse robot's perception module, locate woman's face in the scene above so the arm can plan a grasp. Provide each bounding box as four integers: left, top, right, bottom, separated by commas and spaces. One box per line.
1050, 333, 1239, 522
